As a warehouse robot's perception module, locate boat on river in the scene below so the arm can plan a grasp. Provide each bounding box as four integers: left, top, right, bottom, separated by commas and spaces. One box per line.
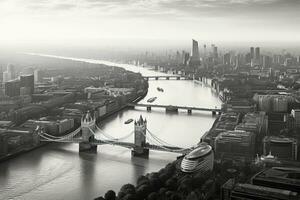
157, 87, 164, 92
147, 97, 157, 103
124, 119, 134, 124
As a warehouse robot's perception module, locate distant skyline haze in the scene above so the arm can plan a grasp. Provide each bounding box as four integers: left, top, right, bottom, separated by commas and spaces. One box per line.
0, 0, 300, 49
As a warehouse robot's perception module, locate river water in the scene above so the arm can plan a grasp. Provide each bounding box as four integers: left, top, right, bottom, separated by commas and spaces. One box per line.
0, 55, 222, 200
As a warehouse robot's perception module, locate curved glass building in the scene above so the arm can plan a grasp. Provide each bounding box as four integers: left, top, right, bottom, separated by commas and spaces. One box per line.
181, 142, 214, 173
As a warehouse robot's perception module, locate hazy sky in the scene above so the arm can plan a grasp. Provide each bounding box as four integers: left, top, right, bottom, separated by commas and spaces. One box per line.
0, 0, 300, 47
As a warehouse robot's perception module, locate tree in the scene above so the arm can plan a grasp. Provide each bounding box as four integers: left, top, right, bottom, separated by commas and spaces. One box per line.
104, 190, 116, 200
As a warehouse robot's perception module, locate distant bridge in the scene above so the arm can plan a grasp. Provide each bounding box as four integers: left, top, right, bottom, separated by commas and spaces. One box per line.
127, 103, 221, 115
36, 113, 193, 156
143, 75, 187, 80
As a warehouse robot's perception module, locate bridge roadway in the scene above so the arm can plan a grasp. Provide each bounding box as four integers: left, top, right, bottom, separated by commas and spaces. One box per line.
91, 140, 191, 153
40, 137, 190, 153
127, 103, 221, 113
143, 75, 186, 80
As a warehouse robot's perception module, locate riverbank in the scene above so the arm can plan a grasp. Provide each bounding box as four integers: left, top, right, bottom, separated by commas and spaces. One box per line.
0, 142, 48, 162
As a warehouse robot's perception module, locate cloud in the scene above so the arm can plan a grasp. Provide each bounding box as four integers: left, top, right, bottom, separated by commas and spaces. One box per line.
0, 0, 299, 44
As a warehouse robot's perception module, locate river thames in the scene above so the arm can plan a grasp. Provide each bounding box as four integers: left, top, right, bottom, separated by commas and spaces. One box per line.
0, 55, 222, 200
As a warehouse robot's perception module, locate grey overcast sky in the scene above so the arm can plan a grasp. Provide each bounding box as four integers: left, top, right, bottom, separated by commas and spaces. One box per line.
0, 0, 300, 46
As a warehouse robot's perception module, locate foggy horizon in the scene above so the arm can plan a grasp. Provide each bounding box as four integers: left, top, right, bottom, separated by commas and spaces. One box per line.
1, 0, 300, 52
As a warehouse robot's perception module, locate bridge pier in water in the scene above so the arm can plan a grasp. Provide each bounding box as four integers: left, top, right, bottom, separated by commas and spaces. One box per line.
132, 116, 149, 158
187, 109, 192, 114
147, 106, 151, 111
79, 111, 97, 153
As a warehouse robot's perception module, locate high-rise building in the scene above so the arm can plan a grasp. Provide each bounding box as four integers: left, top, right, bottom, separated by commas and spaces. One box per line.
2, 64, 16, 82
182, 51, 190, 66
34, 69, 43, 83
255, 47, 260, 60
250, 47, 255, 59
20, 74, 34, 94
223, 53, 231, 65
245, 53, 251, 64
262, 55, 272, 68
7, 64, 16, 80
189, 39, 201, 67
5, 79, 21, 97
2, 71, 9, 83
213, 46, 218, 58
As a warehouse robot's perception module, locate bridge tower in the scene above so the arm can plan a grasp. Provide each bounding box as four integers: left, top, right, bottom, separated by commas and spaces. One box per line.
132, 115, 149, 158
79, 111, 97, 153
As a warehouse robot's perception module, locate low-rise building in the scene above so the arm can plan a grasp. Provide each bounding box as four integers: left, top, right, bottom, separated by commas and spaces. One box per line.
263, 136, 298, 161
214, 130, 256, 162
22, 118, 74, 136
221, 178, 299, 200
251, 167, 300, 193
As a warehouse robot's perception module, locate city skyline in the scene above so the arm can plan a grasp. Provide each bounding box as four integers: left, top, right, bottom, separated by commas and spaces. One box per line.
1, 0, 300, 48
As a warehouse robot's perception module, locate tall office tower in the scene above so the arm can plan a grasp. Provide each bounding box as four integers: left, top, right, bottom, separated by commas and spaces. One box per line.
245, 53, 251, 63
189, 39, 201, 67
250, 47, 255, 59
6, 64, 16, 80
5, 80, 21, 97
202, 44, 207, 67
20, 74, 34, 94
255, 47, 260, 60
213, 46, 218, 58
235, 56, 240, 69
223, 53, 230, 65
2, 71, 9, 83
182, 51, 190, 66
34, 69, 43, 83
262, 55, 272, 68
0, 66, 2, 83
175, 51, 181, 64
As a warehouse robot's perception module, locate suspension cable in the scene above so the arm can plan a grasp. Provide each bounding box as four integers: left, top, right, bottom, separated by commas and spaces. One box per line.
146, 128, 193, 151
39, 127, 81, 141
94, 125, 134, 141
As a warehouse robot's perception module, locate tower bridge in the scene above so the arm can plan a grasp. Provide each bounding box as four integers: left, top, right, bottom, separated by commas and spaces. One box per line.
37, 112, 193, 157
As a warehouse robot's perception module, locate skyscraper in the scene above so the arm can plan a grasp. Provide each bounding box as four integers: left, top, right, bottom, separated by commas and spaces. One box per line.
255, 47, 260, 61
213, 46, 218, 58
263, 55, 272, 68
250, 47, 254, 59
189, 39, 201, 67
223, 53, 230, 65
20, 74, 34, 94
2, 64, 16, 82
5, 80, 20, 97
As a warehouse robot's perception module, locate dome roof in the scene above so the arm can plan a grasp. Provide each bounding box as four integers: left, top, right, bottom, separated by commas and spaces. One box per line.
185, 143, 212, 159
